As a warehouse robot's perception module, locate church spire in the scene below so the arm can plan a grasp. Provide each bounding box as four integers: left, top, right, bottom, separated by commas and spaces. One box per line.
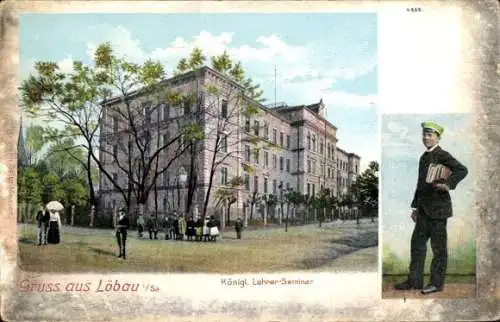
17, 117, 29, 168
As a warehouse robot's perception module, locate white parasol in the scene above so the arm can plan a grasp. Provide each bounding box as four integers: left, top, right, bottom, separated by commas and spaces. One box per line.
46, 201, 64, 212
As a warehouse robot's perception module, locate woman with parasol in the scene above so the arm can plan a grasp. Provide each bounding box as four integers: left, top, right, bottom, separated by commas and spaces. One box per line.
45, 201, 64, 244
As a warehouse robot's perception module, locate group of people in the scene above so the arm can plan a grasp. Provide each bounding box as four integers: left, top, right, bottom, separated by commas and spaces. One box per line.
35, 208, 63, 245
136, 213, 223, 242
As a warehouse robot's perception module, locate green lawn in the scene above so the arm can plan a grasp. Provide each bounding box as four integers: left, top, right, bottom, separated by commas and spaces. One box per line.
19, 224, 378, 273
382, 235, 476, 276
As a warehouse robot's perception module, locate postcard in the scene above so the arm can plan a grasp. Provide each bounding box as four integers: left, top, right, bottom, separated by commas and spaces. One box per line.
0, 1, 498, 321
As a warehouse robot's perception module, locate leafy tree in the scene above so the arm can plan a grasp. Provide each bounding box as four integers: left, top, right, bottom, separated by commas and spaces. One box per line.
352, 161, 379, 222
214, 175, 244, 227
283, 190, 304, 232
20, 42, 193, 223
176, 48, 265, 102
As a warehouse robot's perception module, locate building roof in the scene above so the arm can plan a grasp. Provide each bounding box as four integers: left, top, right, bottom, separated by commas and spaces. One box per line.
336, 146, 361, 159
101, 66, 244, 106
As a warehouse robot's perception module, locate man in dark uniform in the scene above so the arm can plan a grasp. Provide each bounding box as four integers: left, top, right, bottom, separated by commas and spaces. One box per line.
115, 207, 130, 259
394, 121, 468, 294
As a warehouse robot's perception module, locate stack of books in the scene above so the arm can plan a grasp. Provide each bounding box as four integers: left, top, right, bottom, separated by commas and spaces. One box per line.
426, 163, 452, 184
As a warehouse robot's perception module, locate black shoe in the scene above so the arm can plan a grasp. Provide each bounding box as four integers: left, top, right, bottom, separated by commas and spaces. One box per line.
118, 253, 122, 258
122, 254, 126, 260
421, 284, 442, 294
394, 280, 422, 290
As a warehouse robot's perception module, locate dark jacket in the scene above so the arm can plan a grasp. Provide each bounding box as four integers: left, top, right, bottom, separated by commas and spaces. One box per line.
411, 146, 468, 219
117, 215, 130, 229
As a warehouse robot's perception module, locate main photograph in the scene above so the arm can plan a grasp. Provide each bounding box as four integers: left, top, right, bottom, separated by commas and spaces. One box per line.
17, 13, 378, 273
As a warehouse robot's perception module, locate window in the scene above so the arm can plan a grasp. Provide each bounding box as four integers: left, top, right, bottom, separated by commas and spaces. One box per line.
320, 139, 324, 154
264, 151, 269, 167
280, 132, 284, 147
279, 156, 284, 171
273, 129, 277, 143
264, 124, 269, 139
312, 135, 316, 152
163, 198, 168, 212
286, 159, 290, 172
245, 145, 251, 162
142, 102, 152, 123
273, 180, 277, 194
221, 99, 228, 118
312, 160, 316, 174
113, 144, 118, 158
312, 184, 316, 196
221, 136, 228, 153
163, 104, 169, 121
286, 182, 290, 190
244, 117, 250, 132
286, 135, 290, 149
273, 154, 277, 169
327, 144, 331, 159
280, 183, 284, 198
254, 120, 260, 136
221, 167, 228, 185
183, 99, 190, 115
264, 178, 268, 193
244, 173, 250, 191
113, 116, 118, 132
163, 133, 169, 147
307, 133, 311, 150
355, 165, 358, 173
254, 148, 259, 164
112, 172, 118, 184
307, 159, 311, 173
163, 172, 169, 185
307, 183, 311, 196
179, 135, 185, 150
254, 176, 259, 192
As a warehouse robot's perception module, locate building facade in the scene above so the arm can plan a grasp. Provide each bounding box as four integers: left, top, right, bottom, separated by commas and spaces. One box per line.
98, 66, 360, 224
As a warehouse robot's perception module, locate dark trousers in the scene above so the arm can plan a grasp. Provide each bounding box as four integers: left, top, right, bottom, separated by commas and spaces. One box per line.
37, 222, 49, 245
408, 209, 448, 288
149, 229, 158, 239
116, 229, 127, 257
236, 229, 242, 239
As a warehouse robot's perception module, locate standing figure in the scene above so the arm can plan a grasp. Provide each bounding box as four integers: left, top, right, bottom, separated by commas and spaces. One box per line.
186, 216, 195, 241
136, 214, 145, 238
115, 208, 130, 259
47, 209, 62, 244
234, 217, 243, 239
177, 215, 187, 241
203, 218, 210, 242
394, 121, 468, 295
147, 214, 159, 240
36, 209, 50, 246
195, 216, 203, 241
208, 216, 220, 242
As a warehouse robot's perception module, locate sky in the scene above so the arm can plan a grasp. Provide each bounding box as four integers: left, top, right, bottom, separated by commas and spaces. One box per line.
19, 13, 378, 171
381, 114, 475, 257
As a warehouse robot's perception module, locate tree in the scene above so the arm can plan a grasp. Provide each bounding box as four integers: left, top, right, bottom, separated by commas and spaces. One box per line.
214, 175, 244, 227
352, 161, 379, 222
20, 42, 193, 224
283, 190, 303, 232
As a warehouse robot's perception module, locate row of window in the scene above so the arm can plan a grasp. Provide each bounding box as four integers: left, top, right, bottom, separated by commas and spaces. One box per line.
337, 159, 358, 173
244, 119, 291, 149
307, 132, 335, 161
241, 173, 291, 196
244, 145, 291, 171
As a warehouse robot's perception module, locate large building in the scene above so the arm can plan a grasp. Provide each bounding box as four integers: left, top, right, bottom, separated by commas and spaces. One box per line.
98, 66, 360, 223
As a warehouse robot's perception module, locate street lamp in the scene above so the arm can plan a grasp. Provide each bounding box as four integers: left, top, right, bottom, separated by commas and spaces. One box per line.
177, 166, 187, 213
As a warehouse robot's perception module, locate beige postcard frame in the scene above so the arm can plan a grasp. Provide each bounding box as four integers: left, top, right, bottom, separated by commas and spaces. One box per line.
0, 1, 498, 321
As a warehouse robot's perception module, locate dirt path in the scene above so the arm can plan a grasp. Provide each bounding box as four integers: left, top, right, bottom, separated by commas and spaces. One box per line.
382, 283, 476, 299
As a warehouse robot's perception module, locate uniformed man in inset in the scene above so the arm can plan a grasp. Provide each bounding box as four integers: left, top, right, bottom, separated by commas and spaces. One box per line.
394, 121, 468, 294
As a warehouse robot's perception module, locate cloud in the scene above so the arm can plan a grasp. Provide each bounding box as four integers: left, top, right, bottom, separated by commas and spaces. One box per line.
81, 25, 376, 107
